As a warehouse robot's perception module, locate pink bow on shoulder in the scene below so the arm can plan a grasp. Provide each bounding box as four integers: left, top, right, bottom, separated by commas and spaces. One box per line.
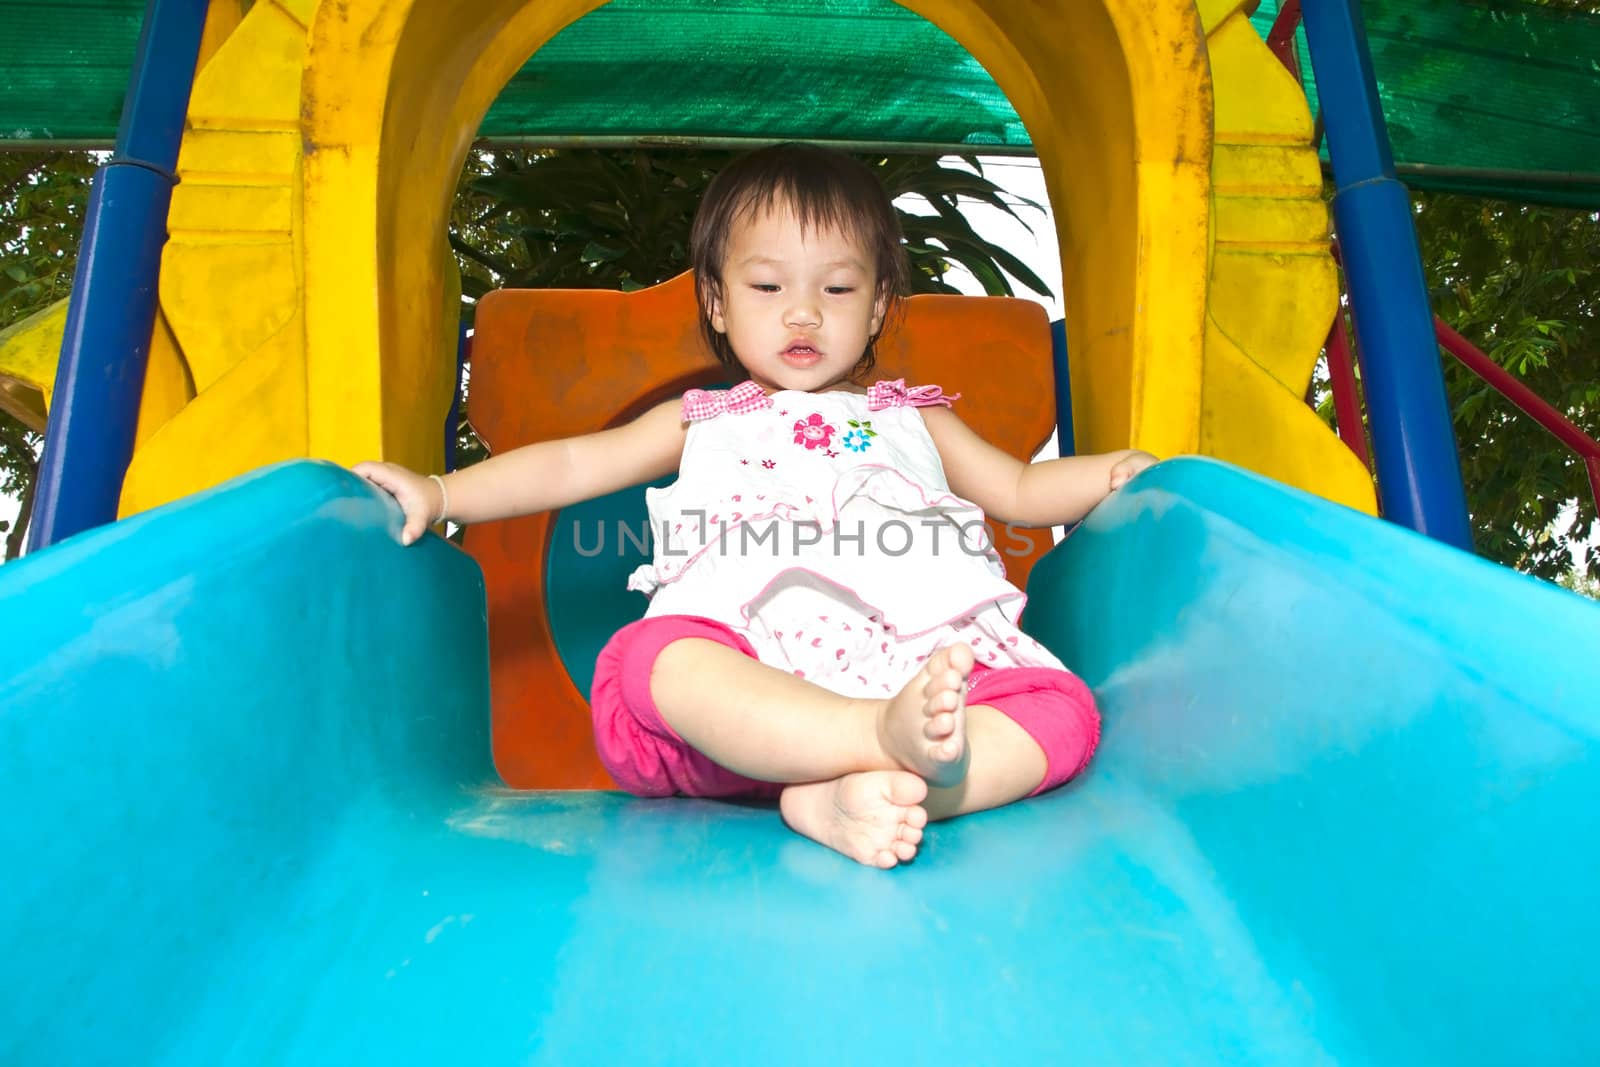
867, 379, 962, 411
682, 380, 774, 422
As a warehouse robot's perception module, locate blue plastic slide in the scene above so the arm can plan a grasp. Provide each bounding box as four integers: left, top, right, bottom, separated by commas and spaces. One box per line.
3, 459, 1597, 1064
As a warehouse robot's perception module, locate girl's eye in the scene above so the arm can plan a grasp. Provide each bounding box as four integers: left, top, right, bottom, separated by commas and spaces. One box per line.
752, 283, 780, 293
825, 286, 856, 295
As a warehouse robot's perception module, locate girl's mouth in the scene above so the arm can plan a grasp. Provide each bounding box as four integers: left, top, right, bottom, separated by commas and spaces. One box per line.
782, 342, 821, 366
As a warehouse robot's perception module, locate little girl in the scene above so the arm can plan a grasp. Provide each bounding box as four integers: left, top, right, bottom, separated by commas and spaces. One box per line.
356, 143, 1156, 869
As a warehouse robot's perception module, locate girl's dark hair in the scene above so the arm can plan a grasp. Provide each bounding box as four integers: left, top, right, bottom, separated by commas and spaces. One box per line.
688, 142, 910, 378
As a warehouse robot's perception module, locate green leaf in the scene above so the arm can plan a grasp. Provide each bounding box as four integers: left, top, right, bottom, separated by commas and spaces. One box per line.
580, 241, 627, 264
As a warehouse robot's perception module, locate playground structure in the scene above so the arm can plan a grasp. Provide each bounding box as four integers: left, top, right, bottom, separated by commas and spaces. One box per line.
3, 0, 1600, 1062
10, 0, 1381, 530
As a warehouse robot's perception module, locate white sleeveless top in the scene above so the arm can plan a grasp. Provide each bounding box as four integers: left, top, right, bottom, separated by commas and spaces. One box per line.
627, 380, 1067, 697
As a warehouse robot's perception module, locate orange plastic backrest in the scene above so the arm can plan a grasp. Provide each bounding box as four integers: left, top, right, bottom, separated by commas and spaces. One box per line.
466, 271, 1059, 789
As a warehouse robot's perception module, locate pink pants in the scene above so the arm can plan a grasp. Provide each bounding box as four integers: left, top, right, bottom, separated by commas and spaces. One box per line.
591, 614, 1101, 800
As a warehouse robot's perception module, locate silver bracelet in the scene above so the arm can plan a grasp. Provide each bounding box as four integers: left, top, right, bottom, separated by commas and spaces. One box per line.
427, 473, 449, 525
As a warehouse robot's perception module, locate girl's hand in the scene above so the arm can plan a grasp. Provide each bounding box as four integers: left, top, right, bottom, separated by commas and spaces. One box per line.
1108, 450, 1159, 492
353, 461, 441, 546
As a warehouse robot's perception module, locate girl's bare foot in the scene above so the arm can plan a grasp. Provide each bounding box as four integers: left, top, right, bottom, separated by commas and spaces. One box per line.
779, 771, 930, 868
876, 643, 973, 788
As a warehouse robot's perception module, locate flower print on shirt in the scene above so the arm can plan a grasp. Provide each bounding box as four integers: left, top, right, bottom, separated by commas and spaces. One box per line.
793, 412, 837, 451
841, 417, 878, 453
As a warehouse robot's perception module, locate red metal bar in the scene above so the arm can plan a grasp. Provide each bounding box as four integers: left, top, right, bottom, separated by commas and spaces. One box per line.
1435, 316, 1600, 512
1325, 308, 1372, 467
1267, 0, 1304, 77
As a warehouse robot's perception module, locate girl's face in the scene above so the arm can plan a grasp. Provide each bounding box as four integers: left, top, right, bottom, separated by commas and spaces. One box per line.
710, 198, 888, 394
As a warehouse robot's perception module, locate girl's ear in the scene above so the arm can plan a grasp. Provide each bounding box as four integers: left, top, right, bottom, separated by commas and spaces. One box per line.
870, 287, 890, 334
707, 283, 728, 334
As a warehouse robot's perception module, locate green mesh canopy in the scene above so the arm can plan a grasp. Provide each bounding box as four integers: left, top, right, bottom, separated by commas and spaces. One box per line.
0, 0, 146, 144
484, 0, 1027, 149
1, 0, 1597, 206
1252, 0, 1600, 206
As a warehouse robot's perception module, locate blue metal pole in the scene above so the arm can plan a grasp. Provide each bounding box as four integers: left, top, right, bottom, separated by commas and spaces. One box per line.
1049, 319, 1075, 460
1050, 318, 1078, 541
28, 0, 210, 551
444, 323, 470, 474
1300, 0, 1473, 550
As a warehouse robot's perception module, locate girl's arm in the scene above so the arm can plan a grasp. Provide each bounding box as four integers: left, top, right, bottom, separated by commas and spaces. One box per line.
921, 405, 1157, 529
355, 398, 688, 545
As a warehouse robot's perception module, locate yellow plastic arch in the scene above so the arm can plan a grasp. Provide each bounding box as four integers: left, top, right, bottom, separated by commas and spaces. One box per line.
0, 301, 64, 432
117, 0, 1375, 518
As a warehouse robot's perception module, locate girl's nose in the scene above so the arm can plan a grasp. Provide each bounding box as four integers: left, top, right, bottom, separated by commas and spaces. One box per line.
784, 302, 820, 329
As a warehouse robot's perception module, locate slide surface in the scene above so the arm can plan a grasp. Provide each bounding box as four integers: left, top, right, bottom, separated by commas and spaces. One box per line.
3, 459, 1596, 1064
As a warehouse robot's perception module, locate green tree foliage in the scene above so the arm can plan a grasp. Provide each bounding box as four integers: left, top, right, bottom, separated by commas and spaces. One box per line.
1413, 192, 1600, 584
452, 147, 1048, 303
0, 150, 97, 558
